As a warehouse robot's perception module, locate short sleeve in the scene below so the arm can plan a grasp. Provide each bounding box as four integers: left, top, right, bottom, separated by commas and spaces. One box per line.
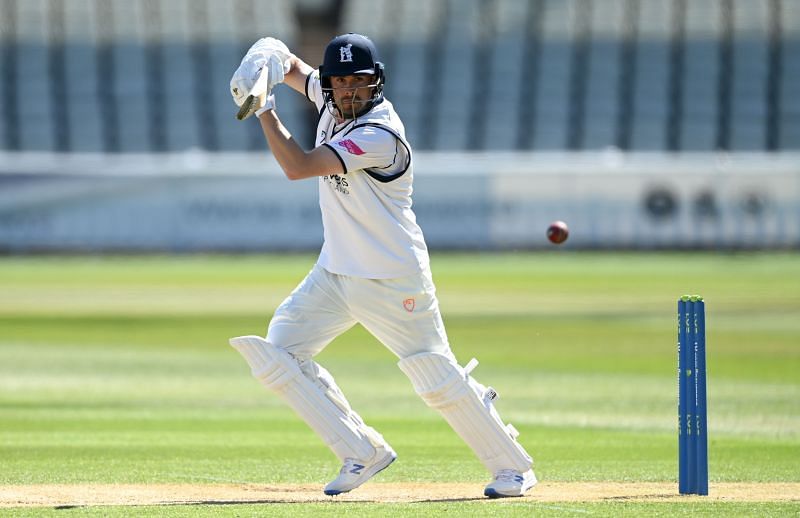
325, 126, 405, 175
305, 70, 325, 111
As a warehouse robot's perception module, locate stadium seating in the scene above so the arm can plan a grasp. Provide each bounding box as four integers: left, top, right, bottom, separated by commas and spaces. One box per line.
1, 0, 300, 153
13, 0, 57, 151
680, 0, 721, 151
783, 1, 800, 148
483, 0, 529, 151
729, 0, 769, 150
529, 0, 574, 150
582, 0, 625, 151
629, 0, 671, 150
0, 0, 797, 153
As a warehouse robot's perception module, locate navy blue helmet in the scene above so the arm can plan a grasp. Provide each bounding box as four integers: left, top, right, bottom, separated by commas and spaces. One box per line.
319, 33, 385, 116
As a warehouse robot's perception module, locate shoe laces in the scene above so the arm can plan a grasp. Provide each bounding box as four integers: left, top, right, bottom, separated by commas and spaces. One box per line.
495, 469, 522, 483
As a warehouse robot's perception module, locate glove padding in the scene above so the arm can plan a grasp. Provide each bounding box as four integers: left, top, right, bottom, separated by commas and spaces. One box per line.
232, 72, 267, 120
230, 37, 291, 120
245, 37, 292, 66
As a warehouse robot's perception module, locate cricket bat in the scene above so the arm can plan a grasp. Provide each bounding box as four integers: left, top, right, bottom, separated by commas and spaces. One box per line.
236, 66, 272, 121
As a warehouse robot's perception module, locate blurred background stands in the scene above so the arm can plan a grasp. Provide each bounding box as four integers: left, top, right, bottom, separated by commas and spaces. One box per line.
0, 0, 798, 153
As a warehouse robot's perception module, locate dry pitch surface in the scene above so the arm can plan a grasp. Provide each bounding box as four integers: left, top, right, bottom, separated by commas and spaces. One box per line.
1, 482, 798, 507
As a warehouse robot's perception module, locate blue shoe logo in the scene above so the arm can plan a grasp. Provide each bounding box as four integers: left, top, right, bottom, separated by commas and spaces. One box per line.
514, 475, 523, 483
349, 464, 365, 474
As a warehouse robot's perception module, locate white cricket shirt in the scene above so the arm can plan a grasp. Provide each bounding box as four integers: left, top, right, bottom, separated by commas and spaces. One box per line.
304, 71, 430, 278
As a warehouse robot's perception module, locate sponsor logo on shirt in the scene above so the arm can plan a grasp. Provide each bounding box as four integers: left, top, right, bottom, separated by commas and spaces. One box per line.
403, 298, 415, 312
323, 174, 349, 195
336, 139, 365, 155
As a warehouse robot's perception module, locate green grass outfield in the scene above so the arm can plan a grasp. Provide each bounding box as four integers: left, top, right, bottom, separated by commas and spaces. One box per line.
0, 252, 798, 516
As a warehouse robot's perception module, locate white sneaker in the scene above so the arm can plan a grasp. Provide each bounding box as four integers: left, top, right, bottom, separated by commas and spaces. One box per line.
323, 445, 397, 496
484, 468, 537, 498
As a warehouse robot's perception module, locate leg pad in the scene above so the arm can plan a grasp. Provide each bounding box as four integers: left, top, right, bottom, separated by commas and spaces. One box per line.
398, 351, 532, 473
230, 335, 381, 461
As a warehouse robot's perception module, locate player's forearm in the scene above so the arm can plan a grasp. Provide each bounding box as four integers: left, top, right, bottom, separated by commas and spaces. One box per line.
257, 109, 343, 180
258, 110, 307, 180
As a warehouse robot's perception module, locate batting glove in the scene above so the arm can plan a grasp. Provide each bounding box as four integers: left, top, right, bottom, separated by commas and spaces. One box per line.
255, 93, 276, 117
230, 53, 285, 103
231, 37, 291, 99
230, 38, 291, 119
245, 37, 291, 65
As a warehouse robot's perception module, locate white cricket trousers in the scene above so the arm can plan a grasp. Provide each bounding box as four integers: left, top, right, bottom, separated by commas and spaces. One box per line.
253, 262, 534, 475
266, 263, 453, 361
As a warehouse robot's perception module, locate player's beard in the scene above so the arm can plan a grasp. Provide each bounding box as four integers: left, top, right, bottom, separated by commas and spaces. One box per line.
336, 97, 371, 120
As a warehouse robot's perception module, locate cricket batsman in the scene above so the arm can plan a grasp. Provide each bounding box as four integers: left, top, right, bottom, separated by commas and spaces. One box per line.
227, 32, 536, 498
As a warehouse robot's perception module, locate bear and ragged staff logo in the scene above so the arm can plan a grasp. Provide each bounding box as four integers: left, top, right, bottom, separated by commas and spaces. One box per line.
339, 44, 353, 63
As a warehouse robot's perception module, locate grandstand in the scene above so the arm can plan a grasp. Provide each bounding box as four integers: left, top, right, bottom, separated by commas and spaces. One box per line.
0, 0, 797, 153
0, 0, 798, 252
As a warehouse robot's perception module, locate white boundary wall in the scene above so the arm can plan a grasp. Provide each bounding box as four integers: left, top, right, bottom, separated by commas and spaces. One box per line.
0, 151, 798, 251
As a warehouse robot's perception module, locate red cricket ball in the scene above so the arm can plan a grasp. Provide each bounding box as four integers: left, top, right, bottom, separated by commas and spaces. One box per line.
547, 220, 569, 244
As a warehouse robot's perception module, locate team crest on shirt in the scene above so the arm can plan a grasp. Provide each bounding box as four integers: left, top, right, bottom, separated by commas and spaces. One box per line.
403, 298, 415, 312
336, 139, 365, 155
